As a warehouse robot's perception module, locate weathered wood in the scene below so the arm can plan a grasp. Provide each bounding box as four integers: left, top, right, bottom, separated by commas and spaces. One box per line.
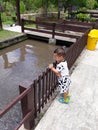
19, 83, 35, 130
42, 72, 45, 108
0, 13, 2, 29
16, 0, 21, 25
21, 19, 93, 42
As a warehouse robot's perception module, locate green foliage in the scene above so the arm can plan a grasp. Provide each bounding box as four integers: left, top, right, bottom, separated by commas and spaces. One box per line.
1, 11, 16, 25
48, 4, 58, 12
94, 1, 98, 8
0, 0, 98, 24
20, 1, 26, 14
65, 0, 86, 7
86, 0, 97, 9
78, 7, 87, 12
33, 0, 44, 8
2, 1, 14, 14
2, 12, 12, 23
89, 18, 96, 22
76, 13, 90, 21
31, 5, 38, 12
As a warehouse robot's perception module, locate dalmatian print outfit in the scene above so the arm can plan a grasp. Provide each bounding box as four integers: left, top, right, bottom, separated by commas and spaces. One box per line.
56, 61, 71, 93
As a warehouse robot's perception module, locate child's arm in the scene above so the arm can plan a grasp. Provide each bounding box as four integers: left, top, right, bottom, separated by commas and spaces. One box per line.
49, 64, 61, 77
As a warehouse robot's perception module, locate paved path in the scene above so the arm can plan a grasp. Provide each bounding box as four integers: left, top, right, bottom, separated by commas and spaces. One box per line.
35, 45, 98, 130
3, 25, 22, 32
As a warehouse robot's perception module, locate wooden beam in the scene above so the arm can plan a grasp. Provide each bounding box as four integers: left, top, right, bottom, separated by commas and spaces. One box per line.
0, 13, 2, 29
0, 4, 2, 29
16, 0, 21, 25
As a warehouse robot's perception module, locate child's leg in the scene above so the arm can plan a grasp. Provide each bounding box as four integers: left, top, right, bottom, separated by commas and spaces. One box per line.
63, 91, 69, 101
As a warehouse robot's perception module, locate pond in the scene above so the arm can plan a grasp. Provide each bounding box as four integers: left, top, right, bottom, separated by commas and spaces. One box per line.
0, 39, 60, 130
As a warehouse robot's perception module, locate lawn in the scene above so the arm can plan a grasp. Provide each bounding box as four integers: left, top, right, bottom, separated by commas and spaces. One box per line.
0, 30, 21, 41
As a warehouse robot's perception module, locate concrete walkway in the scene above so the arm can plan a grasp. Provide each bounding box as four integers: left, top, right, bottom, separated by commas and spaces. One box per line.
35, 45, 98, 130
3, 25, 22, 32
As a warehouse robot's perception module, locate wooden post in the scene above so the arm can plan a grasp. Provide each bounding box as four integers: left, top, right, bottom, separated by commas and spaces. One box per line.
36, 17, 38, 29
0, 4, 3, 29
16, 0, 21, 25
21, 19, 24, 33
19, 81, 35, 130
0, 13, 2, 29
52, 23, 56, 39
48, 23, 56, 44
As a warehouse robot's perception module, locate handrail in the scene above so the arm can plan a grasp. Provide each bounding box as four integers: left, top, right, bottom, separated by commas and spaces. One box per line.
0, 86, 31, 117
14, 110, 33, 130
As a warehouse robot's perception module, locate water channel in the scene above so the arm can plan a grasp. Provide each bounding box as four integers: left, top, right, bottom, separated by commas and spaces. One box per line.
0, 39, 60, 130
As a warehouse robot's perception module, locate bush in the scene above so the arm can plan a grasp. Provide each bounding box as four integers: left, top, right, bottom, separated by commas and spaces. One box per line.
76, 13, 90, 22
20, 1, 26, 13
86, 0, 97, 9
1, 12, 16, 25
78, 7, 87, 12
89, 18, 96, 22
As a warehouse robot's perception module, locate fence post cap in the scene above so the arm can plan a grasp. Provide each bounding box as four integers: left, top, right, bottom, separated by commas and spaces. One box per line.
19, 80, 32, 88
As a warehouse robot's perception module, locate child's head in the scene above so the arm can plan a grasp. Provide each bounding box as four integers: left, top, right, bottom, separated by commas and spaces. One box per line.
53, 48, 66, 63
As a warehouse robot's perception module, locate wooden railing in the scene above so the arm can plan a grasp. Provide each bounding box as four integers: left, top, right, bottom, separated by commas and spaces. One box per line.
0, 20, 91, 130
0, 68, 58, 130
80, 10, 98, 19
36, 17, 95, 27
66, 29, 89, 69
21, 19, 93, 39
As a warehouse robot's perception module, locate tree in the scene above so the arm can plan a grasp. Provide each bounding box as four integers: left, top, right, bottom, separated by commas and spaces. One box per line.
86, 0, 97, 9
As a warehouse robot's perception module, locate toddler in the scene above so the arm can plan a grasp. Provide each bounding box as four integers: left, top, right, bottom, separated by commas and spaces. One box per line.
49, 47, 71, 104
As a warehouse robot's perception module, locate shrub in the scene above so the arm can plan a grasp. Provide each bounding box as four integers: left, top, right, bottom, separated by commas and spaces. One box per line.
76, 13, 90, 22
20, 1, 26, 14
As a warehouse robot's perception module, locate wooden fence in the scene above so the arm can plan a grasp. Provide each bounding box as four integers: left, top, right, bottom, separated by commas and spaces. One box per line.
36, 17, 95, 28
21, 19, 94, 39
0, 19, 92, 130
0, 68, 57, 130
65, 29, 89, 69
80, 10, 98, 19
19, 68, 58, 130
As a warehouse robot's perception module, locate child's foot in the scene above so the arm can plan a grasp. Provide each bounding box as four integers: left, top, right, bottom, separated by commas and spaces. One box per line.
58, 97, 70, 104
67, 94, 71, 99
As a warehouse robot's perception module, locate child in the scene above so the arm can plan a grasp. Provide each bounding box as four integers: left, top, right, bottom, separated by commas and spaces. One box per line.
49, 47, 71, 104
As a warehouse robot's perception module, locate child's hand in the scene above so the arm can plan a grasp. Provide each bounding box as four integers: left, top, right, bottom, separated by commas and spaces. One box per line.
49, 64, 53, 69
49, 63, 61, 77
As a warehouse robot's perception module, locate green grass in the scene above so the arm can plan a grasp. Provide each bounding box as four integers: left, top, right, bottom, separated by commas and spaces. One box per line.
25, 23, 36, 28
0, 30, 21, 41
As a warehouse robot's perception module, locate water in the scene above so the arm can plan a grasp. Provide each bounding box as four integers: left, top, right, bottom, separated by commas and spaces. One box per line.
0, 39, 59, 130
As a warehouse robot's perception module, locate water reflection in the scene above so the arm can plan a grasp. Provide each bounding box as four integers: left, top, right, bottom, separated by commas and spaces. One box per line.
0, 39, 59, 130
0, 40, 59, 72
1, 44, 36, 69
